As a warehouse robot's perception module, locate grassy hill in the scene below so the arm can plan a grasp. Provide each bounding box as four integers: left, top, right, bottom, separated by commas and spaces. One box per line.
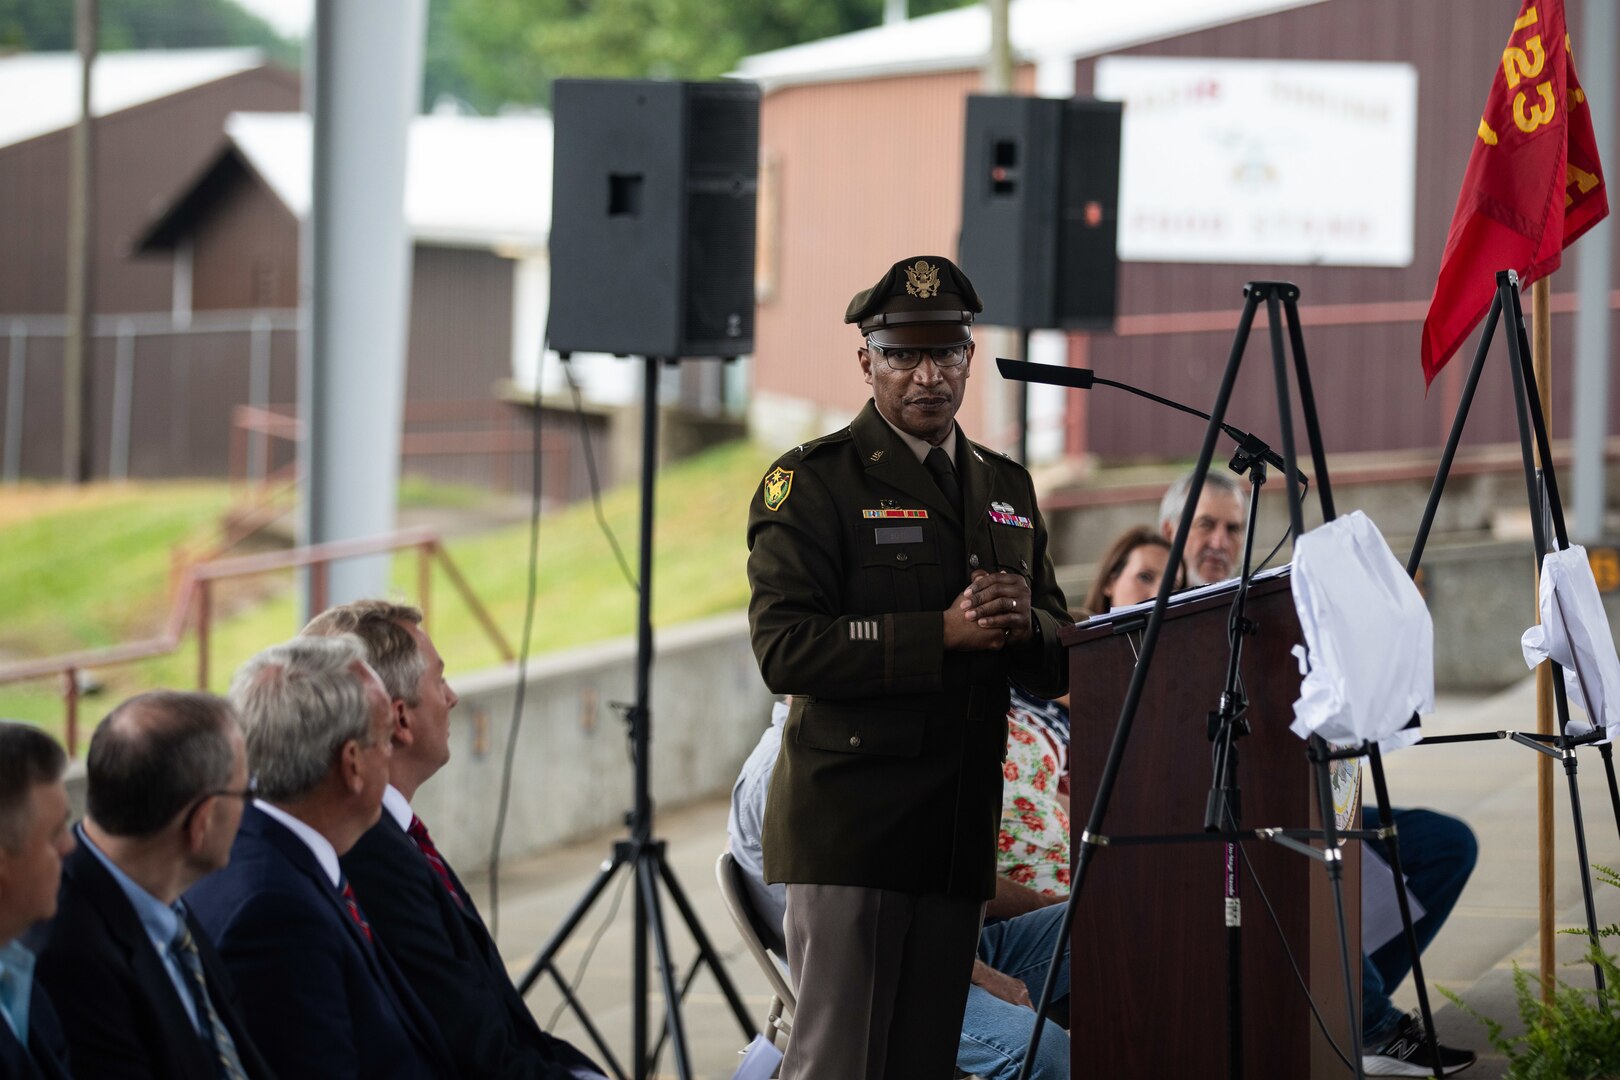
0, 440, 774, 744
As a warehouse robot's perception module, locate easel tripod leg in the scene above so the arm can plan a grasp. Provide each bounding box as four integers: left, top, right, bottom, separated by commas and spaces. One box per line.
1310, 736, 1365, 1080
1366, 744, 1447, 1077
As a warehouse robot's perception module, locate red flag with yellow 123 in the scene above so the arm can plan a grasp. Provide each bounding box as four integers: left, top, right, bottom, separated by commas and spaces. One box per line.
1420, 0, 1608, 386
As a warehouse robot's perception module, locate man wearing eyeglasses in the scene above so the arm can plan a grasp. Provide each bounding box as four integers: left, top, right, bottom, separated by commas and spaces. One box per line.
747, 255, 1071, 1080
32, 691, 276, 1079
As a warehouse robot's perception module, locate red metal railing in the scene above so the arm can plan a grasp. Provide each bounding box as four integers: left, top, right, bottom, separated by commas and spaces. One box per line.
0, 529, 513, 755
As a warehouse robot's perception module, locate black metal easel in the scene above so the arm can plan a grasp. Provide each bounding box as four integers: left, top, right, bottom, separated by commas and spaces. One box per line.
1008, 282, 1463, 1080
1402, 269, 1617, 991
514, 356, 756, 1080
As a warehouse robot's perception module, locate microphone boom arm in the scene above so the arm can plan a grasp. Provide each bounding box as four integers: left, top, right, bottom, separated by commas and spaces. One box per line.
995, 357, 1308, 489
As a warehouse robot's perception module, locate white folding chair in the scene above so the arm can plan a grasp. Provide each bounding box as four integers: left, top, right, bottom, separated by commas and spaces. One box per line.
715, 851, 795, 1047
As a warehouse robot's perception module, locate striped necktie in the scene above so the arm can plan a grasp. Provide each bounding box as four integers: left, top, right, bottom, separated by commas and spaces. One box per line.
171, 923, 249, 1080
339, 879, 374, 942
407, 814, 465, 910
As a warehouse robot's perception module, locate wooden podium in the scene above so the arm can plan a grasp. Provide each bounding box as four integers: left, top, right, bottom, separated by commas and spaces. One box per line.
1060, 570, 1359, 1079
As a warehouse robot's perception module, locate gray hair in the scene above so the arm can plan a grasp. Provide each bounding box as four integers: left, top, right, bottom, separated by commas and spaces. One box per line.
1158, 468, 1244, 533
87, 691, 237, 837
229, 635, 378, 803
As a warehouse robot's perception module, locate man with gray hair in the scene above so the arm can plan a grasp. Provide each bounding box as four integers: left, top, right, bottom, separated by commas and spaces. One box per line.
34, 691, 275, 1080
303, 600, 604, 1079
185, 635, 454, 1080
1158, 468, 1247, 587
0, 722, 74, 1080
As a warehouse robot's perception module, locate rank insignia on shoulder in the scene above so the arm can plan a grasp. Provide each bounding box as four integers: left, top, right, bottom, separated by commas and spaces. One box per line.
863, 508, 927, 519
988, 509, 1033, 529
763, 467, 793, 511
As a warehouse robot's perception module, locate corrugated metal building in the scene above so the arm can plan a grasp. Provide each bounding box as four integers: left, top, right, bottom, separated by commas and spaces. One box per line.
736, 0, 1620, 462
0, 56, 614, 497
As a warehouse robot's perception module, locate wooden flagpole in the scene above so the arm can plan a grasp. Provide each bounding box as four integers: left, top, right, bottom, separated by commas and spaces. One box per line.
1531, 276, 1556, 1004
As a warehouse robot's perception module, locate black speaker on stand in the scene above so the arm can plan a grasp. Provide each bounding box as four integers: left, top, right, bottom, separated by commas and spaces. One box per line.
517, 78, 759, 1080
548, 78, 759, 359
958, 94, 1122, 460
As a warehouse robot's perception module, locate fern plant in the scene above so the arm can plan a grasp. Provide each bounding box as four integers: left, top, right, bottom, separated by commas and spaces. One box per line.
1441, 863, 1620, 1079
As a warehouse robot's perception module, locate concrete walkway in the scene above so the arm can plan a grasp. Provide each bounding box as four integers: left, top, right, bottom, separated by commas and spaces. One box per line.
469, 677, 1620, 1079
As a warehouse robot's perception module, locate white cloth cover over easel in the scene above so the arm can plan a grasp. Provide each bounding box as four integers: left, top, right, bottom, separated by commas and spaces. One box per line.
1289, 511, 1434, 752
1520, 545, 1620, 743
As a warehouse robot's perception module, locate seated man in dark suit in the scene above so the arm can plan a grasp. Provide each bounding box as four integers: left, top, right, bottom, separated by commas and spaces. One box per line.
33, 691, 275, 1080
185, 635, 455, 1080
304, 600, 604, 1080
0, 722, 74, 1080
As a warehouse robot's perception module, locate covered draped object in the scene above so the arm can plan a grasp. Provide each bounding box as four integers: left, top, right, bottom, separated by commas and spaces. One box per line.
1289, 512, 1433, 751
1520, 545, 1620, 743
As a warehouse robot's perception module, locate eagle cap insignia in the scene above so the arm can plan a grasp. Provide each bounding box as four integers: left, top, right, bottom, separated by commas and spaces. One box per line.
762, 466, 793, 512
904, 260, 941, 299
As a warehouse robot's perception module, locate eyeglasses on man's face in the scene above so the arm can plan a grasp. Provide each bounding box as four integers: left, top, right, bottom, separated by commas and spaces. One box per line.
180, 776, 257, 833
865, 339, 971, 371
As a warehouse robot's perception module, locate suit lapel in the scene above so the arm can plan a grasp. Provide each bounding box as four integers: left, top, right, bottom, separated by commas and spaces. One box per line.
247, 809, 388, 977
850, 400, 958, 523
63, 835, 210, 1065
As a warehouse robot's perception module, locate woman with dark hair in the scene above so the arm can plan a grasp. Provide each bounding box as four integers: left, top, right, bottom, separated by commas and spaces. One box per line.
1080, 526, 1182, 617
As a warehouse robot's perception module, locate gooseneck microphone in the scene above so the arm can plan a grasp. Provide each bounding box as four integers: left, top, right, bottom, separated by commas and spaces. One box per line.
994, 357, 1309, 487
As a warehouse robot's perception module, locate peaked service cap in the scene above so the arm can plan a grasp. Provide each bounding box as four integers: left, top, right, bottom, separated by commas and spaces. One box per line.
844, 256, 983, 334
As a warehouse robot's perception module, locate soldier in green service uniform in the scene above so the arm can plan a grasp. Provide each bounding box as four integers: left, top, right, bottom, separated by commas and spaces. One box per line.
746, 255, 1070, 1080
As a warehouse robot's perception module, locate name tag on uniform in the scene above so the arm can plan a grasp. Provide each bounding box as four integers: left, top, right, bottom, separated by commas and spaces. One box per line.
862, 509, 928, 519
874, 526, 924, 545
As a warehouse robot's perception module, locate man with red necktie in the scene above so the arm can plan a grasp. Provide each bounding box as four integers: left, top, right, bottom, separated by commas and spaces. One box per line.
305, 600, 605, 1080
185, 635, 454, 1080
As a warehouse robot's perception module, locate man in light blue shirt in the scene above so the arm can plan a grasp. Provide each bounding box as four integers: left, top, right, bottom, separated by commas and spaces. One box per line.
32, 691, 274, 1080
0, 720, 74, 1080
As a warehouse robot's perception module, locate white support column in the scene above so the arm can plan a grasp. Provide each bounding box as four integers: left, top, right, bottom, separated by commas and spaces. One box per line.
300, 0, 427, 616
1573, 0, 1615, 541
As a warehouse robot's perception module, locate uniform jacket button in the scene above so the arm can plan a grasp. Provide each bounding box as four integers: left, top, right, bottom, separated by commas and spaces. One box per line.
969, 554, 980, 568
849, 735, 862, 748
895, 552, 909, 563
1020, 558, 1029, 572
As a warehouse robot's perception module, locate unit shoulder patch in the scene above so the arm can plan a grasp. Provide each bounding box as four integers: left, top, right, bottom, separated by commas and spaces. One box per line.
762, 467, 794, 511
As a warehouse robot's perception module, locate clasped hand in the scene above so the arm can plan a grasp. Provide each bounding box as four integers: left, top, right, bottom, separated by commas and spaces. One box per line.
943, 569, 1033, 651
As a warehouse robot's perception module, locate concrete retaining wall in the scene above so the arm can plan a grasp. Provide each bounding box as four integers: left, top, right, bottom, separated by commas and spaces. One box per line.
408, 611, 773, 869
55, 535, 1620, 863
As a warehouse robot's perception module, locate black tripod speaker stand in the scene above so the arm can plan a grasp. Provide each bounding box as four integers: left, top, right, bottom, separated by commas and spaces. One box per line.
1007, 282, 1451, 1080
514, 356, 755, 1080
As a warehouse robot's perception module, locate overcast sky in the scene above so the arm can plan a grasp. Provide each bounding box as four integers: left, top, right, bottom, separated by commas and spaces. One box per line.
232, 0, 312, 40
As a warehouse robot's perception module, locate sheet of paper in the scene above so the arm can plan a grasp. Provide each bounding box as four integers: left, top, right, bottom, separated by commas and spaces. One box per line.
1361, 846, 1427, 956
731, 1034, 785, 1080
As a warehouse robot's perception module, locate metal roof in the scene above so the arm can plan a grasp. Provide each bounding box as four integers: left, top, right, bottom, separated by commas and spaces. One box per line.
733, 0, 1329, 91
0, 47, 267, 149
225, 111, 554, 250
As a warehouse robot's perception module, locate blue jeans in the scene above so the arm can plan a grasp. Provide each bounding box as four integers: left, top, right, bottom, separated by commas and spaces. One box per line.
1362, 807, 1478, 1046
958, 903, 1071, 1080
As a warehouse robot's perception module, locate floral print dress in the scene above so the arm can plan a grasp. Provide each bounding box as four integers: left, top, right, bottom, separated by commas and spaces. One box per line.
998, 690, 1072, 896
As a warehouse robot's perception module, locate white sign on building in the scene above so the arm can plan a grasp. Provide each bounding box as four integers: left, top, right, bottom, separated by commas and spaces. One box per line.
1094, 56, 1418, 267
